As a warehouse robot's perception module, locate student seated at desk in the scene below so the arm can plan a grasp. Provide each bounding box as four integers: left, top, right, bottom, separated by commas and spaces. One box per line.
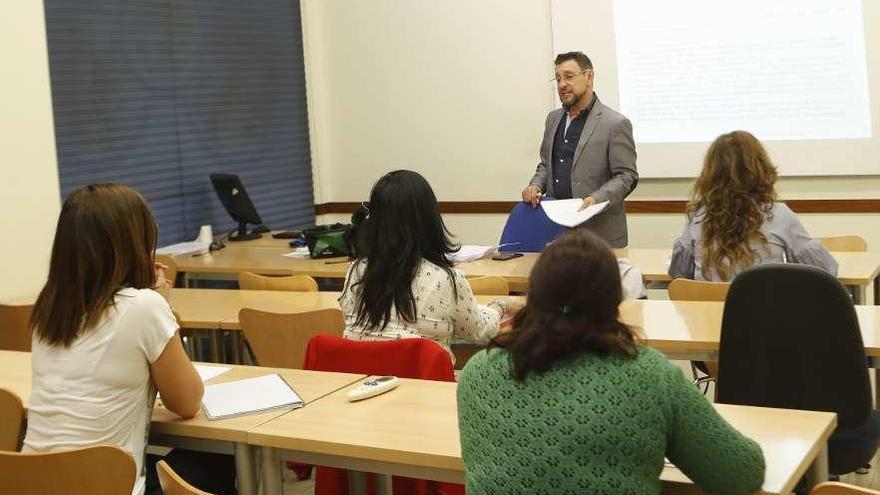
669, 130, 836, 281
339, 170, 509, 363
21, 184, 220, 495
458, 230, 765, 495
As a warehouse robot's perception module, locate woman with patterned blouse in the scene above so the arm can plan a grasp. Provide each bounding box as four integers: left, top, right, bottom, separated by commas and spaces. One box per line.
339, 170, 506, 362
458, 229, 765, 495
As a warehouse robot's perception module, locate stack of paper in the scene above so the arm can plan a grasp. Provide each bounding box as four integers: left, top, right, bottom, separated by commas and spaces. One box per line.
201, 374, 304, 420
541, 199, 610, 228
156, 240, 211, 256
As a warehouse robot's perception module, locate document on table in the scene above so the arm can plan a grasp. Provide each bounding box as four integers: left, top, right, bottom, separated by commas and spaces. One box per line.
157, 365, 232, 403
448, 243, 518, 263
201, 374, 304, 420
156, 240, 211, 256
541, 199, 609, 228
449, 245, 498, 263
194, 364, 231, 382
282, 247, 310, 259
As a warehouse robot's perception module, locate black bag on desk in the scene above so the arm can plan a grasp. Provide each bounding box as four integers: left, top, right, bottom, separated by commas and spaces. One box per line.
303, 223, 351, 258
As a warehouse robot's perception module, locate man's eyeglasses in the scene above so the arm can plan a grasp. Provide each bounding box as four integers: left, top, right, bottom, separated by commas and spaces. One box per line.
551, 70, 590, 84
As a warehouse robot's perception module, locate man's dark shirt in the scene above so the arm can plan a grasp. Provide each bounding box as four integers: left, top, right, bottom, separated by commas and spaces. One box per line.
551, 95, 597, 199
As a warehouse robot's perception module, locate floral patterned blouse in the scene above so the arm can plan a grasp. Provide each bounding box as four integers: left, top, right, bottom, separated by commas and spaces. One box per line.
339, 259, 501, 363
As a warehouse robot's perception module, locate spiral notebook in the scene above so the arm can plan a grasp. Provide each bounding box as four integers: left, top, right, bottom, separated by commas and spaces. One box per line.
201, 374, 304, 420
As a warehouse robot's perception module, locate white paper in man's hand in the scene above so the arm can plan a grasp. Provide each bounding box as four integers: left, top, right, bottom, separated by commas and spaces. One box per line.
541, 199, 609, 228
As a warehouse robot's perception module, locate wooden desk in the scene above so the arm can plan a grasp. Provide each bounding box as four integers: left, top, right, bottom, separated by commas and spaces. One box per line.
250, 377, 836, 495
0, 350, 365, 495
664, 404, 836, 494
617, 299, 880, 360
166, 289, 880, 360
150, 364, 364, 495
464, 249, 880, 300
168, 290, 513, 332
168, 288, 342, 330
151, 365, 364, 443
167, 289, 498, 362
174, 247, 349, 278
174, 247, 880, 302
626, 249, 880, 304
227, 231, 301, 249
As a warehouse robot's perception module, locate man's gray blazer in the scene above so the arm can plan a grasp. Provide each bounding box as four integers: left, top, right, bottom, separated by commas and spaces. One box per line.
529, 97, 638, 247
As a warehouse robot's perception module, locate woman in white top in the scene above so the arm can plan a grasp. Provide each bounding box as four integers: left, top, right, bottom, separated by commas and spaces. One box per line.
669, 130, 837, 281
339, 170, 505, 362
23, 183, 204, 495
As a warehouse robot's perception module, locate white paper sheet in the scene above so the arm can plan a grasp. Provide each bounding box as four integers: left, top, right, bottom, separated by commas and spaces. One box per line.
282, 247, 310, 259
201, 374, 303, 420
156, 240, 211, 256
194, 364, 232, 382
448, 245, 498, 263
541, 199, 609, 228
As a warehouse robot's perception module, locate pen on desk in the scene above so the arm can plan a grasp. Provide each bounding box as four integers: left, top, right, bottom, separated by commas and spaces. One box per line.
324, 259, 350, 265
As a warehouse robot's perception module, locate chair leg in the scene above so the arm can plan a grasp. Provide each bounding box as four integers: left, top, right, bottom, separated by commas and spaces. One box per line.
690, 362, 715, 395
694, 376, 715, 395
690, 362, 701, 382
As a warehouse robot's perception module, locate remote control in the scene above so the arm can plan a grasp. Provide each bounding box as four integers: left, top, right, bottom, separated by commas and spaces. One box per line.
347, 376, 399, 402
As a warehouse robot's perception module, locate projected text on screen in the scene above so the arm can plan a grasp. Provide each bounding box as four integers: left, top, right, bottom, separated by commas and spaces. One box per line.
613, 0, 872, 143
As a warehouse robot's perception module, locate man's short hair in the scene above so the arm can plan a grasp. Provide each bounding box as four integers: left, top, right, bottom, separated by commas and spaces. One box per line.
554, 52, 593, 71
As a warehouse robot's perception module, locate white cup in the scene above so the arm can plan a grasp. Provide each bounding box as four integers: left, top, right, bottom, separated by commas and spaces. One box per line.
198, 225, 214, 243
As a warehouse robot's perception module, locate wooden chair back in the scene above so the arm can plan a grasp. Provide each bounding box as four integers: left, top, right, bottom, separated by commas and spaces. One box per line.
467, 276, 510, 296
811, 482, 880, 494
818, 236, 868, 252
239, 308, 344, 369
156, 254, 179, 287
0, 388, 24, 451
0, 445, 135, 494
0, 302, 33, 352
157, 459, 215, 495
667, 278, 729, 380
668, 278, 731, 302
238, 272, 319, 292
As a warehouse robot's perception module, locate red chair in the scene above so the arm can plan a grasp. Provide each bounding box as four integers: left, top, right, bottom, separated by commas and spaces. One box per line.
301, 335, 463, 495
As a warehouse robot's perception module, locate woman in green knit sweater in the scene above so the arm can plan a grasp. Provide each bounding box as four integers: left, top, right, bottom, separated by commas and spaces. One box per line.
457, 230, 765, 495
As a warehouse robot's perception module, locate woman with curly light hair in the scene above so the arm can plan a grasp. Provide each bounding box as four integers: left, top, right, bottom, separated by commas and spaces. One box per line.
669, 130, 837, 281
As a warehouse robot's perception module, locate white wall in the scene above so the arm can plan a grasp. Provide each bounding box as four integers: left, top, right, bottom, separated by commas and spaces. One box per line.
305, 0, 880, 249
301, 0, 555, 204
0, 2, 60, 301
1, 0, 877, 303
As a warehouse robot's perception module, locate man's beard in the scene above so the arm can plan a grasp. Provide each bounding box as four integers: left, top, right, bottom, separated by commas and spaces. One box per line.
560, 92, 577, 109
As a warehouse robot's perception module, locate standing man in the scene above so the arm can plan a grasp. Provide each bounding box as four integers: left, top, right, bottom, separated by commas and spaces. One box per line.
522, 52, 638, 248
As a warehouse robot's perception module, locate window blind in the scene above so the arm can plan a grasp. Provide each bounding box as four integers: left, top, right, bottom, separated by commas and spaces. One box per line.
45, 0, 314, 245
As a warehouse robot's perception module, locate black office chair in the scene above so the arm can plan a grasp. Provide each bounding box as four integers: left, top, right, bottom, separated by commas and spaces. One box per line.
716, 263, 880, 476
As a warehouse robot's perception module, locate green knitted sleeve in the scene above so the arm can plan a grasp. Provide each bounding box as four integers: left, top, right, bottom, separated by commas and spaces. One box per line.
661, 361, 766, 495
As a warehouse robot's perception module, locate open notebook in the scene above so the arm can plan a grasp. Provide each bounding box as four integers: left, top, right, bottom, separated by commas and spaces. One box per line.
201, 373, 304, 420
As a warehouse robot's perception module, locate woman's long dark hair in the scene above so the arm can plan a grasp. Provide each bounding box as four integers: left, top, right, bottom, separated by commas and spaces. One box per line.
350, 170, 459, 330
491, 229, 639, 381
30, 183, 158, 347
